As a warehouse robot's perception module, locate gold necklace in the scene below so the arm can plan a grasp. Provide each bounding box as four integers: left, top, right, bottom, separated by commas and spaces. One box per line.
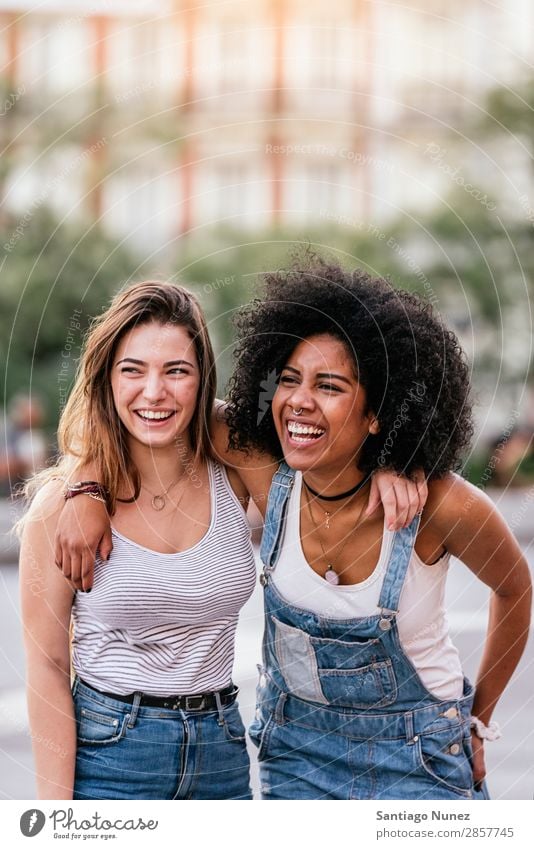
143, 474, 188, 511
302, 475, 369, 530
303, 483, 369, 585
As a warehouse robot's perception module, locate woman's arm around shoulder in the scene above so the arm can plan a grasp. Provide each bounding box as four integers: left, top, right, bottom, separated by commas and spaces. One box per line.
210, 401, 279, 518
20, 480, 77, 799
211, 401, 428, 524
54, 472, 113, 593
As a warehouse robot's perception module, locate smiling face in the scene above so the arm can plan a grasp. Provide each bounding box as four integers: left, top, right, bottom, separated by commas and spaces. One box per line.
111, 321, 200, 452
271, 334, 380, 477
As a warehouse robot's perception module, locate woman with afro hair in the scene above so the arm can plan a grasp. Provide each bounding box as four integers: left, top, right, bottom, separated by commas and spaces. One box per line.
225, 253, 531, 800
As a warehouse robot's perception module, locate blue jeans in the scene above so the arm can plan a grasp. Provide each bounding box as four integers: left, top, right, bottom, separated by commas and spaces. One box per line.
72, 678, 252, 800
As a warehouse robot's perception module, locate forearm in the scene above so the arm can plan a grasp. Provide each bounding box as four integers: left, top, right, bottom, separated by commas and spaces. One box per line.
27, 664, 77, 799
472, 589, 531, 724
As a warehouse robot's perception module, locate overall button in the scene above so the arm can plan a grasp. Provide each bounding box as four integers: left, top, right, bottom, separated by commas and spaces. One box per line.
260, 573, 268, 587
448, 743, 461, 755
378, 618, 391, 631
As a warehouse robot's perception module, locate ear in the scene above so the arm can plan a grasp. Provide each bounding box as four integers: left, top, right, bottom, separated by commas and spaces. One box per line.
368, 416, 380, 435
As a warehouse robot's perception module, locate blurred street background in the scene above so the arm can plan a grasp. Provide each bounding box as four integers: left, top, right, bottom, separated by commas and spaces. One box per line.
1, 0, 533, 800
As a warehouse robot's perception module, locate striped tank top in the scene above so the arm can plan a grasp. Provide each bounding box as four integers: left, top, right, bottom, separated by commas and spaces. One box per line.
71, 460, 257, 696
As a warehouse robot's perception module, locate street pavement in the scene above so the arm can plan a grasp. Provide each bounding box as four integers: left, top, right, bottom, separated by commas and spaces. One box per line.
1, 489, 532, 800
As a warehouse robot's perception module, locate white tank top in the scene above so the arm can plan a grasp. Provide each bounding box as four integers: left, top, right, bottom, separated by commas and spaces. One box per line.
72, 461, 257, 696
272, 472, 463, 700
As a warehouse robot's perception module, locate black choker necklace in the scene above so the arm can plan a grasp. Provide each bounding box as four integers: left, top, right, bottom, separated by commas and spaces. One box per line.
302, 474, 370, 502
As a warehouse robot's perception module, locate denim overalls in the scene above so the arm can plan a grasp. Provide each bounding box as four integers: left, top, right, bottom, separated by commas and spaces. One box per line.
249, 463, 488, 800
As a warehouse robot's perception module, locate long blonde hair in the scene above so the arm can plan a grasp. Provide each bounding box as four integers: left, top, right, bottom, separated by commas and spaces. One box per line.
22, 281, 216, 515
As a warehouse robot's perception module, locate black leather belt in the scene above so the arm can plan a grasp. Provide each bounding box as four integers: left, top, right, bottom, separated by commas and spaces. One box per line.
80, 679, 238, 712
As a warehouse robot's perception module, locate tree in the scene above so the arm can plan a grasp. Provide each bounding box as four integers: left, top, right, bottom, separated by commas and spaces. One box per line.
0, 208, 142, 434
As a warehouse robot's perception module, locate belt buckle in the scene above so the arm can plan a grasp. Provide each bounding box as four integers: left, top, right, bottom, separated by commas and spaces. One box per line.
185, 694, 206, 711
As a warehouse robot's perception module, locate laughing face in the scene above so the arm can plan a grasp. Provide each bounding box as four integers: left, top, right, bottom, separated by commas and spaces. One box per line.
271, 333, 379, 476
111, 320, 200, 452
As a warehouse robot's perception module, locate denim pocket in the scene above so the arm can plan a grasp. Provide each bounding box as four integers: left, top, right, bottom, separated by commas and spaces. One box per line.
310, 633, 384, 669
249, 667, 277, 761
222, 703, 247, 743
318, 660, 398, 709
415, 725, 473, 797
249, 712, 276, 762
76, 704, 129, 746
272, 616, 397, 709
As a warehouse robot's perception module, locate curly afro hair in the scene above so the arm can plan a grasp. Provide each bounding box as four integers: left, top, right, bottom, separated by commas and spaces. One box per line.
226, 252, 473, 478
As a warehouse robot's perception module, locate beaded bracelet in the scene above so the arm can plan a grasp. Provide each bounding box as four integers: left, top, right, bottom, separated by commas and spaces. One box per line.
470, 716, 502, 741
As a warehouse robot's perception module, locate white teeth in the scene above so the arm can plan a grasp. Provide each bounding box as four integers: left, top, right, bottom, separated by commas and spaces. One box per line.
137, 410, 174, 420
287, 422, 325, 437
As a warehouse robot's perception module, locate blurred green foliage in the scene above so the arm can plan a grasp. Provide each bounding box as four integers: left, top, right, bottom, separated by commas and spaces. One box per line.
485, 76, 534, 146
0, 209, 143, 430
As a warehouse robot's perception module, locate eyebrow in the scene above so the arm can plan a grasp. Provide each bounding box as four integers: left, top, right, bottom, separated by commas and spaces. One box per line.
116, 357, 195, 368
282, 365, 353, 386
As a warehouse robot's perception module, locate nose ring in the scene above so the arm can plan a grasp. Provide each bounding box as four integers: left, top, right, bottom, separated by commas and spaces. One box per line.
292, 407, 303, 416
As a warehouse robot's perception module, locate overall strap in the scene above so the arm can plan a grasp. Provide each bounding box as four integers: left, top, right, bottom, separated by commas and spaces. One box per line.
377, 514, 421, 616
260, 462, 296, 570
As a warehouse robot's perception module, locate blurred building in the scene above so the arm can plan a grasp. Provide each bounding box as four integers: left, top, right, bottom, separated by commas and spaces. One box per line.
0, 0, 532, 252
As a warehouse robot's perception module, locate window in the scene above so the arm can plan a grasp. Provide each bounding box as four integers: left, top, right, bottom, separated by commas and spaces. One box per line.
192, 157, 270, 229
103, 163, 180, 249
20, 18, 91, 93
283, 160, 357, 225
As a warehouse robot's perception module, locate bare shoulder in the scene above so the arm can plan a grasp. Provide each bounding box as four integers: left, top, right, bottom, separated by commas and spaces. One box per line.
19, 479, 66, 560
422, 472, 506, 538
23, 478, 65, 528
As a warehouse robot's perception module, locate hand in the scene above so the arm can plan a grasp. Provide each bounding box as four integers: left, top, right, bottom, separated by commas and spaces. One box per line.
366, 468, 428, 529
470, 731, 486, 791
54, 496, 113, 592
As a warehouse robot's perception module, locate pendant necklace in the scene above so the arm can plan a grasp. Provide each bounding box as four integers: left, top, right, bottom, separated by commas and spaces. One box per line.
303, 481, 369, 585
143, 474, 188, 511
302, 474, 370, 530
